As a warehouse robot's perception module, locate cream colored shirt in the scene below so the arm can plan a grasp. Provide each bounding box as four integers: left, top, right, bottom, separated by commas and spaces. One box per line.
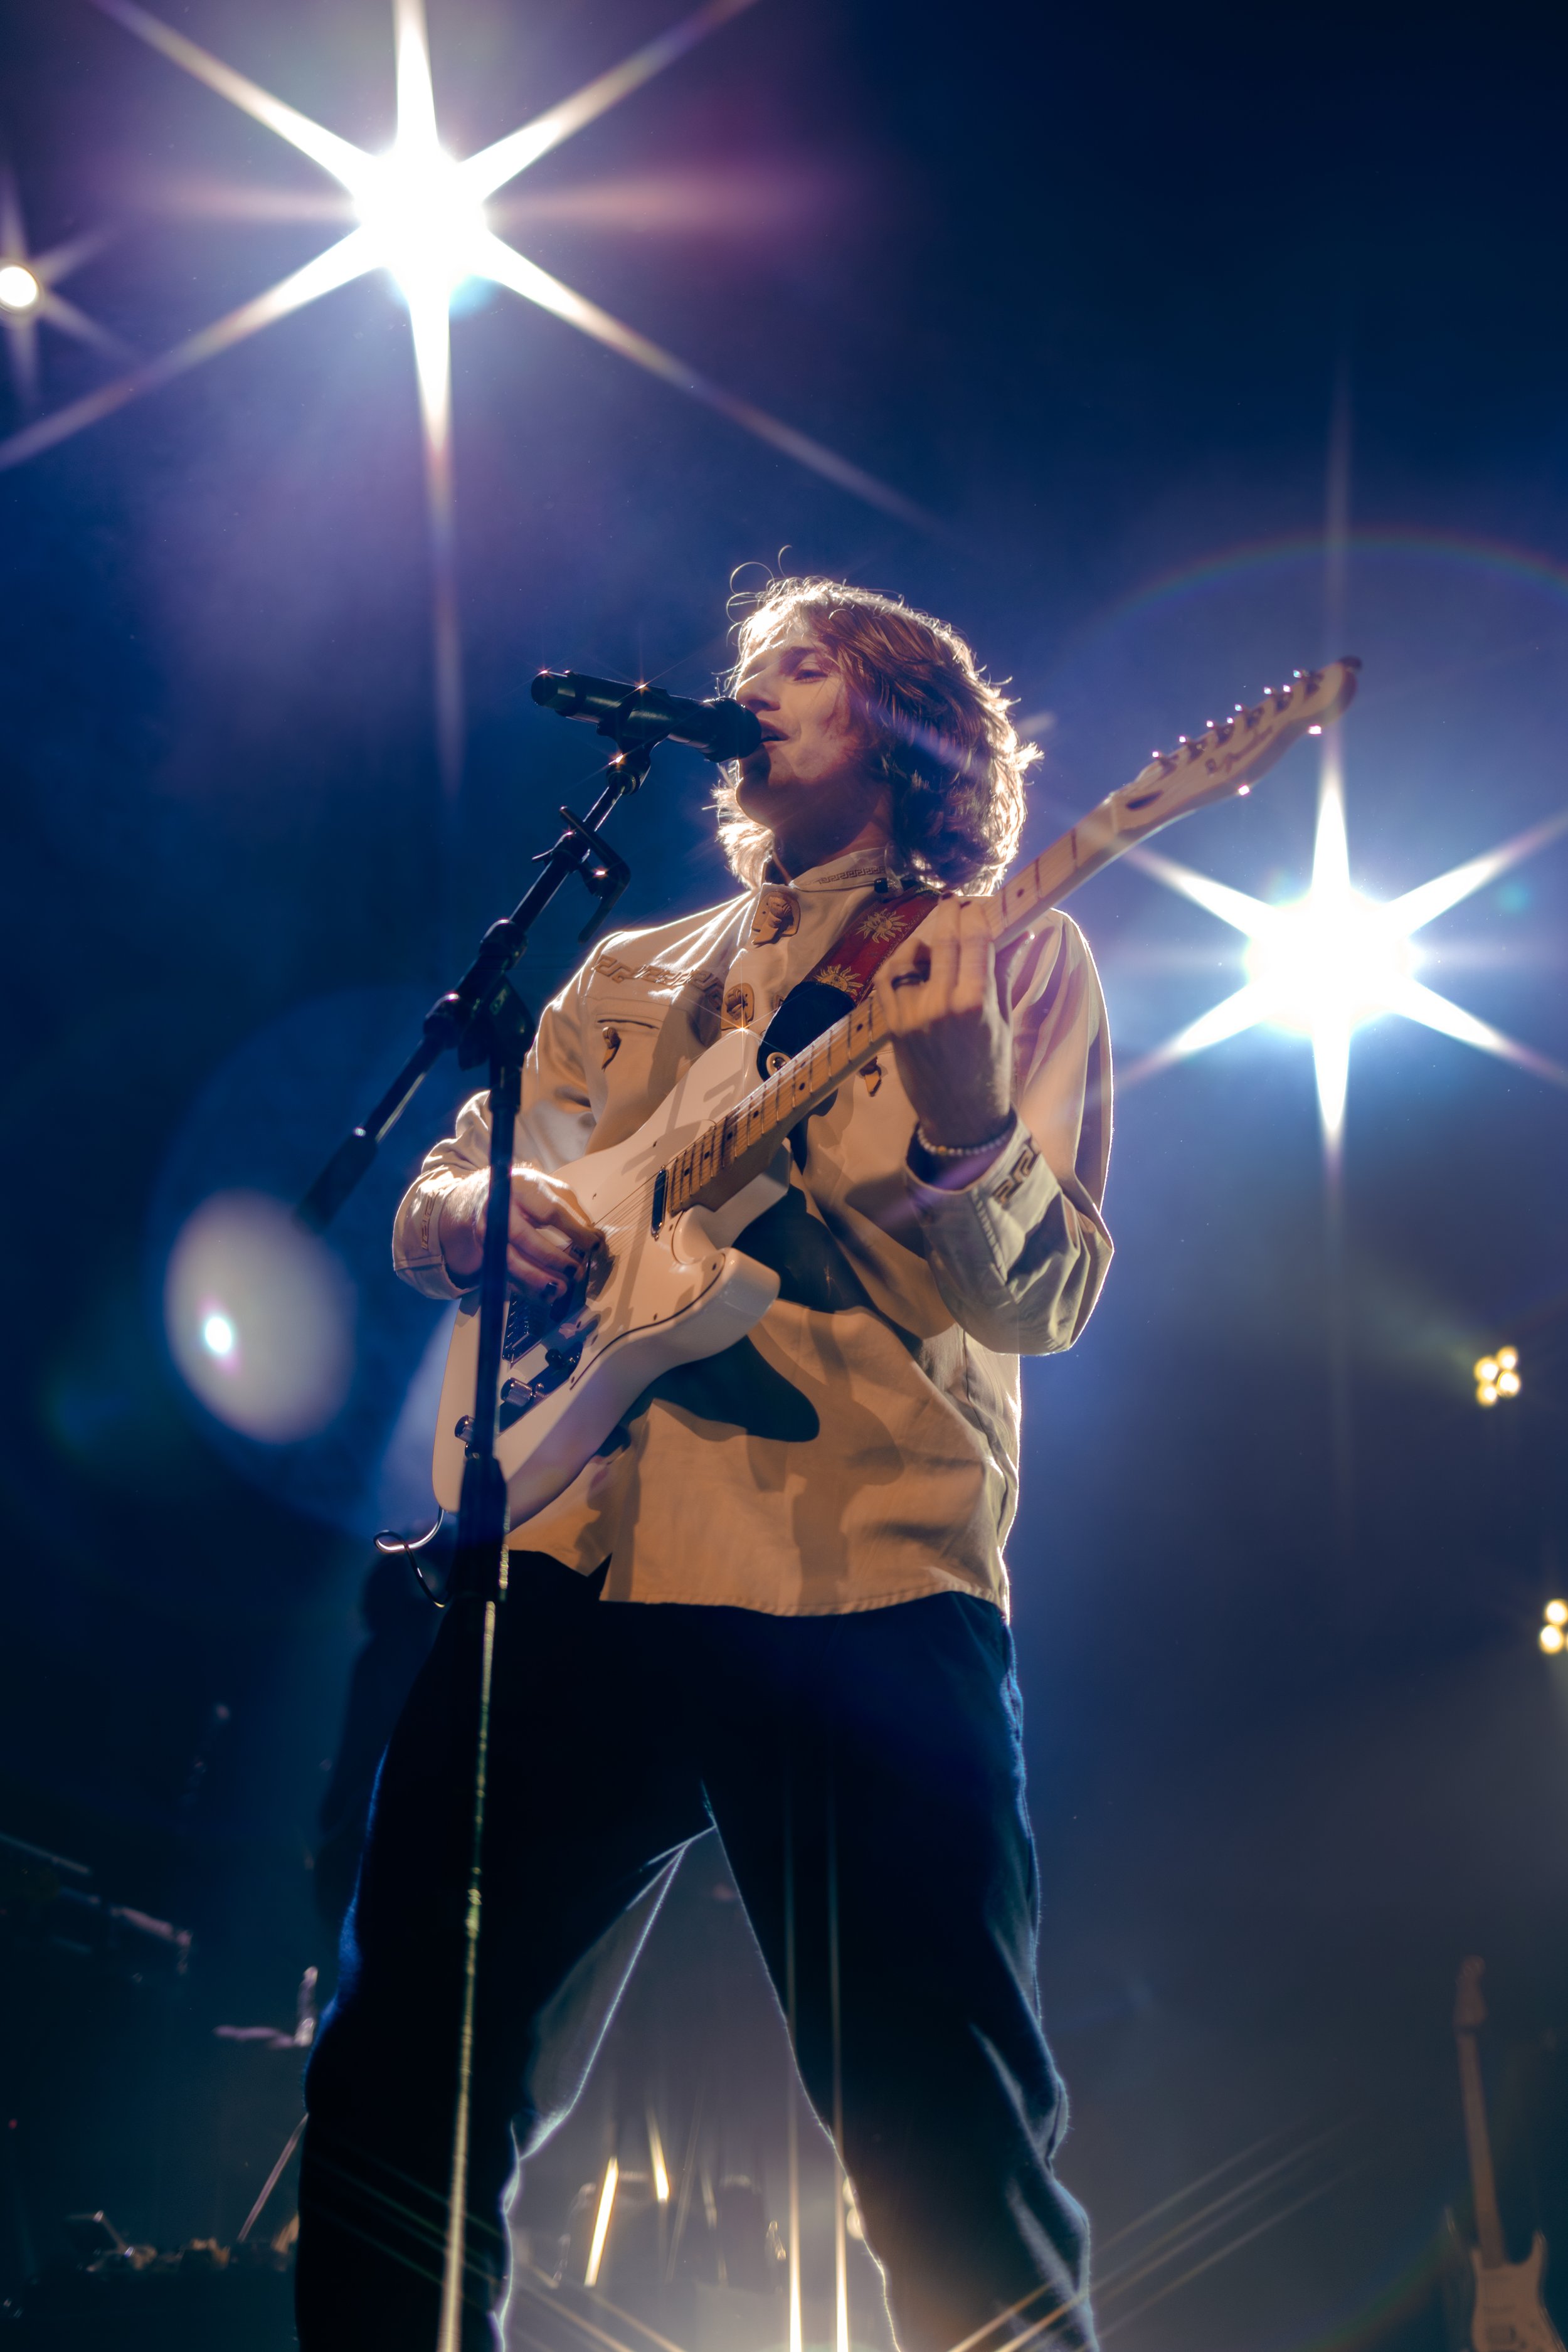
393, 848, 1113, 1618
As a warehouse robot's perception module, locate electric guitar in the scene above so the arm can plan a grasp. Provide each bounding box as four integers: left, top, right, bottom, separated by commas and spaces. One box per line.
1453, 1957, 1564, 2352
432, 659, 1360, 1522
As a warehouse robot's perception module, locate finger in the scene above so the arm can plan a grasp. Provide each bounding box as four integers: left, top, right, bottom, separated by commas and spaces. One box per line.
512, 1168, 601, 1244
506, 1249, 571, 1308
511, 1187, 599, 1261
953, 903, 998, 1005
507, 1217, 587, 1279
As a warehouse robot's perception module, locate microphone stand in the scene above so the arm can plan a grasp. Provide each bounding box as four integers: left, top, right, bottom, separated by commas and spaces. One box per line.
292, 714, 662, 2352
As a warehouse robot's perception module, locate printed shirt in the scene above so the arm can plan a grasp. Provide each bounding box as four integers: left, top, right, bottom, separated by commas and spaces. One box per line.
393, 847, 1114, 1618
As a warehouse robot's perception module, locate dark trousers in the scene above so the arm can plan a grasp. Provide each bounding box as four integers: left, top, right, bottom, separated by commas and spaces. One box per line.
296, 1556, 1096, 2352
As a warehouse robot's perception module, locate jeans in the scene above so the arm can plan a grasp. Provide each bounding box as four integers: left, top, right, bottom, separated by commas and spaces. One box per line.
296, 1554, 1096, 2352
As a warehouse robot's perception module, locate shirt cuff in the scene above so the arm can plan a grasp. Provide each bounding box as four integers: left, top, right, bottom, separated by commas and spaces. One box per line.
905, 1114, 1060, 1268
392, 1176, 474, 1301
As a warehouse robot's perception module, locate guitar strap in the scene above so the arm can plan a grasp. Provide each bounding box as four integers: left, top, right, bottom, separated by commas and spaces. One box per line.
756, 884, 941, 1077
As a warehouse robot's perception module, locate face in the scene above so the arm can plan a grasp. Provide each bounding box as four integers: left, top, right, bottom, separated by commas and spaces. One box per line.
731, 631, 886, 850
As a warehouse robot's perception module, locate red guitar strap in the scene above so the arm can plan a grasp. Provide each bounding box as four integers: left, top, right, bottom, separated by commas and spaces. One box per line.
758, 885, 941, 1075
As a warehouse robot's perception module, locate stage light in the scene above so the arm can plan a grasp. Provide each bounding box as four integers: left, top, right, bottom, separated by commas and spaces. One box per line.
1128, 768, 1568, 1165
5, 0, 924, 802
1475, 1347, 1520, 1407
0, 264, 39, 312
1541, 1622, 1564, 1655
1242, 879, 1413, 1040
646, 2109, 669, 2203
1545, 1599, 1567, 1627
354, 143, 485, 307
585, 2156, 618, 2287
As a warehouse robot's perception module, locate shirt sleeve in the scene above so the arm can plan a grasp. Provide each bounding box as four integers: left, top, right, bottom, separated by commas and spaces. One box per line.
390, 969, 598, 1300
904, 912, 1113, 1355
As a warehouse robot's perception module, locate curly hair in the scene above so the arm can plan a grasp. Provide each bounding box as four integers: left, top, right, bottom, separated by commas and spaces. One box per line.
713, 576, 1036, 894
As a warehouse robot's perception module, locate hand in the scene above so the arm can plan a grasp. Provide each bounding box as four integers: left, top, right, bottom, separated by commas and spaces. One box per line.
438, 1164, 602, 1317
873, 897, 1015, 1152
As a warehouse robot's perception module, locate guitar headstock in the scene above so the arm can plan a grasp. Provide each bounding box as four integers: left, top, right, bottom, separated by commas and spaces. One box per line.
1108, 658, 1360, 844
1455, 1954, 1488, 2033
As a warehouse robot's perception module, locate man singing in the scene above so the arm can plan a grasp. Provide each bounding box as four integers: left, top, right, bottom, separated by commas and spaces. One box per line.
297, 578, 1113, 2351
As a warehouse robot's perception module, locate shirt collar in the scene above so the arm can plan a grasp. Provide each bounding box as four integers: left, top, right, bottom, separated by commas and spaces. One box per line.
761, 844, 906, 895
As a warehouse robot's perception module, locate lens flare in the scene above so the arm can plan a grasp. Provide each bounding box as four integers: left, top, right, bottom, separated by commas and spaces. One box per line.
166, 1191, 354, 1442
201, 1310, 236, 1359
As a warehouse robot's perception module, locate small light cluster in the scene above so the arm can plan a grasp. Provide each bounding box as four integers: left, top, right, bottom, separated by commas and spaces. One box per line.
1540, 1599, 1567, 1655
1475, 1347, 1520, 1407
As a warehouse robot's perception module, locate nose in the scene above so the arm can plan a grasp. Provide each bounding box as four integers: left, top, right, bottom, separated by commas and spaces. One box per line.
736, 666, 777, 712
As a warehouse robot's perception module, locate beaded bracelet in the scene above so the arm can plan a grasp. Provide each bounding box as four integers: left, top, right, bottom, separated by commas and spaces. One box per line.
911, 1110, 1017, 1164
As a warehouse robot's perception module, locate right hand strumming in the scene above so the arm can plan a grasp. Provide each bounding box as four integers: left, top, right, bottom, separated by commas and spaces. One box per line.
437, 1165, 602, 1319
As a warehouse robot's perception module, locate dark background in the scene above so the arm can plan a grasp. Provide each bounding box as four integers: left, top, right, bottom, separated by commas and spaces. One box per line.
1, 1, 1567, 2346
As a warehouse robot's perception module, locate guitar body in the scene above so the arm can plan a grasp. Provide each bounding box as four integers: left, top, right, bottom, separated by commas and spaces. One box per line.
1471, 2238, 1565, 2352
433, 1024, 790, 1525
428, 659, 1361, 1531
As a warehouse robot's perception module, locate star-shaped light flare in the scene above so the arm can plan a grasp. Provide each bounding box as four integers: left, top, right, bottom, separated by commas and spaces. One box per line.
1, 0, 928, 792
0, 164, 129, 408
1125, 738, 1568, 1170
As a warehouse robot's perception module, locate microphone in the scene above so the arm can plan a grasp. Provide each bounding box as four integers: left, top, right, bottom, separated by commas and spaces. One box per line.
531, 669, 762, 763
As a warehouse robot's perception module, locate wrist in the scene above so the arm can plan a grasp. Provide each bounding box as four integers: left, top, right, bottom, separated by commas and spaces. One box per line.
438, 1179, 484, 1284
908, 1108, 1017, 1189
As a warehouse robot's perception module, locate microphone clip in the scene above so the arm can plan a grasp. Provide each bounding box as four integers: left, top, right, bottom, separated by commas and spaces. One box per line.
559, 805, 632, 942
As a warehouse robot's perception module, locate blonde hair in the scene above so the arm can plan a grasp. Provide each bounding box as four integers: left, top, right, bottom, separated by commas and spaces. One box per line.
714, 576, 1036, 893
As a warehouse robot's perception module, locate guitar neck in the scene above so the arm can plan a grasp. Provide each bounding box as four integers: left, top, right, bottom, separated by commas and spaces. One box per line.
654, 788, 1179, 1224
1457, 2029, 1509, 2270
653, 659, 1359, 1224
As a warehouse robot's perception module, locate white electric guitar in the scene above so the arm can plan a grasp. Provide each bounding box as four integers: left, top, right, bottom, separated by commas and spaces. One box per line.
433, 660, 1360, 1522
1453, 1959, 1564, 2352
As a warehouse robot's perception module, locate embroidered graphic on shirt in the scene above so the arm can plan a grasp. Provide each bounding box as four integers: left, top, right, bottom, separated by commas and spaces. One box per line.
721, 982, 756, 1030
600, 1024, 622, 1067
594, 954, 724, 1015
991, 1139, 1039, 1207
750, 887, 800, 946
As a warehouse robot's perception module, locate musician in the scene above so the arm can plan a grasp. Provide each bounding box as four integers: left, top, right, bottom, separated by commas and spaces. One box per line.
297, 580, 1113, 2351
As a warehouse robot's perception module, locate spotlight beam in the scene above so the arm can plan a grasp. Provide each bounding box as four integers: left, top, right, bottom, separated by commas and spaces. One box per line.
1125, 845, 1272, 936
1384, 976, 1568, 1088
0, 230, 373, 472
1381, 802, 1568, 935
1119, 985, 1271, 1088
460, 0, 765, 198
476, 233, 935, 527
36, 288, 133, 358
90, 0, 371, 191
